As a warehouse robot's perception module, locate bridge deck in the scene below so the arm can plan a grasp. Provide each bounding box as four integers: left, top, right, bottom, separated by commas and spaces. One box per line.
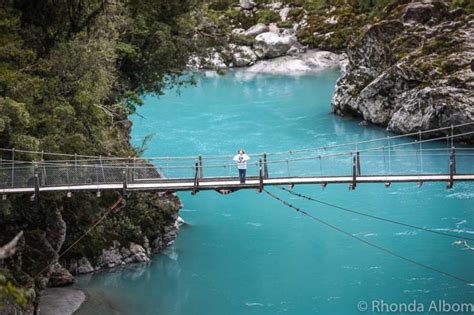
2, 174, 474, 194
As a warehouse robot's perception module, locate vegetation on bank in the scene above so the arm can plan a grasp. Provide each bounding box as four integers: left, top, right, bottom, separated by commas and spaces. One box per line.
204, 0, 473, 51
0, 0, 200, 311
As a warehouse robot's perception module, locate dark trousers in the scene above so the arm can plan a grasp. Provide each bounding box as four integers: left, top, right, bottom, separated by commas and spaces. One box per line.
238, 169, 246, 183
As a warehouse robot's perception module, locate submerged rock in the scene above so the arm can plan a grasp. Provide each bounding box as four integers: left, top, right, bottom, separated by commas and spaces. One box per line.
39, 287, 85, 315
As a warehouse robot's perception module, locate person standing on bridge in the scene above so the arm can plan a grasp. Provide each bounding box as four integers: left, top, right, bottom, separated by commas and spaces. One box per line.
233, 149, 250, 184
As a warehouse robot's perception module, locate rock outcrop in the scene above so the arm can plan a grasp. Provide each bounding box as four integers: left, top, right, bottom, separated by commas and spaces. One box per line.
242, 23, 269, 37
95, 241, 150, 269
332, 0, 474, 139
231, 45, 258, 67
48, 263, 74, 287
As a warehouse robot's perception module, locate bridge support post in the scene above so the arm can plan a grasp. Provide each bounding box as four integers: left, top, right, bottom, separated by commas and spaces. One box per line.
192, 161, 199, 195
263, 153, 269, 179
257, 158, 264, 193
350, 154, 357, 191
127, 157, 132, 184
132, 157, 137, 182
198, 155, 203, 179
34, 163, 40, 201
122, 162, 128, 195
11, 148, 15, 187
356, 151, 361, 176
447, 147, 456, 189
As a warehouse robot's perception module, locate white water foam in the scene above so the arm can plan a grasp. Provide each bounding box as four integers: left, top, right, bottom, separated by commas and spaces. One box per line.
245, 302, 264, 307
395, 230, 418, 236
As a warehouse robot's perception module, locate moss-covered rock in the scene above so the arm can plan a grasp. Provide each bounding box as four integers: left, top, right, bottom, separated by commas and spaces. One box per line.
332, 0, 474, 140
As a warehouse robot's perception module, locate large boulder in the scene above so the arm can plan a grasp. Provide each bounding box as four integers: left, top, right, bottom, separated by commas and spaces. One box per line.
254, 32, 297, 58
122, 242, 150, 264
402, 2, 447, 24
232, 46, 258, 67
48, 262, 74, 287
242, 23, 269, 37
239, 0, 256, 10
74, 257, 94, 274
280, 7, 291, 21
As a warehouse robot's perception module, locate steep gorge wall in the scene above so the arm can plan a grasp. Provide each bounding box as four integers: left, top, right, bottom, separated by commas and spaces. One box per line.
331, 1, 474, 139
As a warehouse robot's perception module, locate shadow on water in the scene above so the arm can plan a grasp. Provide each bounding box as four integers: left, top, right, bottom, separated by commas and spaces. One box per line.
75, 252, 183, 315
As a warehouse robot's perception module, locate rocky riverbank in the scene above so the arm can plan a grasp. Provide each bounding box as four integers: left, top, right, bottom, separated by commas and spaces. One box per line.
194, 0, 473, 140
190, 1, 317, 70
0, 191, 184, 314
331, 1, 474, 139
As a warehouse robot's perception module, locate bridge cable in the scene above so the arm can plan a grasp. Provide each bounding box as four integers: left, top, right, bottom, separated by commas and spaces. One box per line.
32, 195, 125, 280
263, 188, 473, 285
277, 187, 474, 241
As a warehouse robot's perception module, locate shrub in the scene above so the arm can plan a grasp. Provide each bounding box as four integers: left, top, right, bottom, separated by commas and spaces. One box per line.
256, 9, 281, 24
277, 20, 294, 28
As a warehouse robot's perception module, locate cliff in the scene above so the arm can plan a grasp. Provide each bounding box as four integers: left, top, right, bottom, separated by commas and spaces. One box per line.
331, 0, 474, 139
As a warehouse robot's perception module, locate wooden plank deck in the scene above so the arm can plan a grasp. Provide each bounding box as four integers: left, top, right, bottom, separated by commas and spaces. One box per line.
1, 174, 474, 194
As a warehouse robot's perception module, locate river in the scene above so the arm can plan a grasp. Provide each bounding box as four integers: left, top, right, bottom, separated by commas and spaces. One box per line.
75, 70, 474, 315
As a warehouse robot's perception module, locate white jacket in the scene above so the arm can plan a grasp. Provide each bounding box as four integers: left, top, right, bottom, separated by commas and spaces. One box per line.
233, 154, 250, 170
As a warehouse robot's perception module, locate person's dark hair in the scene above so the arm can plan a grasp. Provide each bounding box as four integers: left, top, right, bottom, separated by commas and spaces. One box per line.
238, 149, 245, 154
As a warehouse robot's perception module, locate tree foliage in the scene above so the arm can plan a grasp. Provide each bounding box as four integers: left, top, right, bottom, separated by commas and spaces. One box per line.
0, 0, 199, 157
0, 0, 199, 310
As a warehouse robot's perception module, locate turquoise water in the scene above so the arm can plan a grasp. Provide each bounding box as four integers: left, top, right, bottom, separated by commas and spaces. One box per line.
76, 71, 474, 314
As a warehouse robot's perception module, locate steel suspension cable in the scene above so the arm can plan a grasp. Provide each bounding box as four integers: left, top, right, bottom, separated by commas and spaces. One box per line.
263, 189, 473, 285
1, 121, 473, 161
277, 187, 474, 241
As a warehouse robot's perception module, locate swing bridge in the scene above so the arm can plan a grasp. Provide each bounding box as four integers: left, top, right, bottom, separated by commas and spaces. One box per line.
1, 122, 474, 198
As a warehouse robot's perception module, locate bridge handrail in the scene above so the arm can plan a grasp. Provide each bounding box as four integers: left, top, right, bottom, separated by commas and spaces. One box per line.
1, 132, 474, 171
1, 121, 473, 161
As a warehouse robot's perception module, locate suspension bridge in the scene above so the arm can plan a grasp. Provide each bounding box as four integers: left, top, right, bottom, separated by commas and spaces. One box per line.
1, 122, 474, 198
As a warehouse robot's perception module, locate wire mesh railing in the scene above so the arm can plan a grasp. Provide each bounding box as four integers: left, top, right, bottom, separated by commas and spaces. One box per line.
0, 122, 473, 192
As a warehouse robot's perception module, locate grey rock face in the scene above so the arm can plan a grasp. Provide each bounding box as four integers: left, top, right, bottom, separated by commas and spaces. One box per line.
96, 241, 124, 268
331, 1, 474, 140
45, 207, 66, 253
232, 46, 258, 66
75, 257, 94, 274
402, 2, 440, 24
48, 262, 74, 287
96, 241, 151, 269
